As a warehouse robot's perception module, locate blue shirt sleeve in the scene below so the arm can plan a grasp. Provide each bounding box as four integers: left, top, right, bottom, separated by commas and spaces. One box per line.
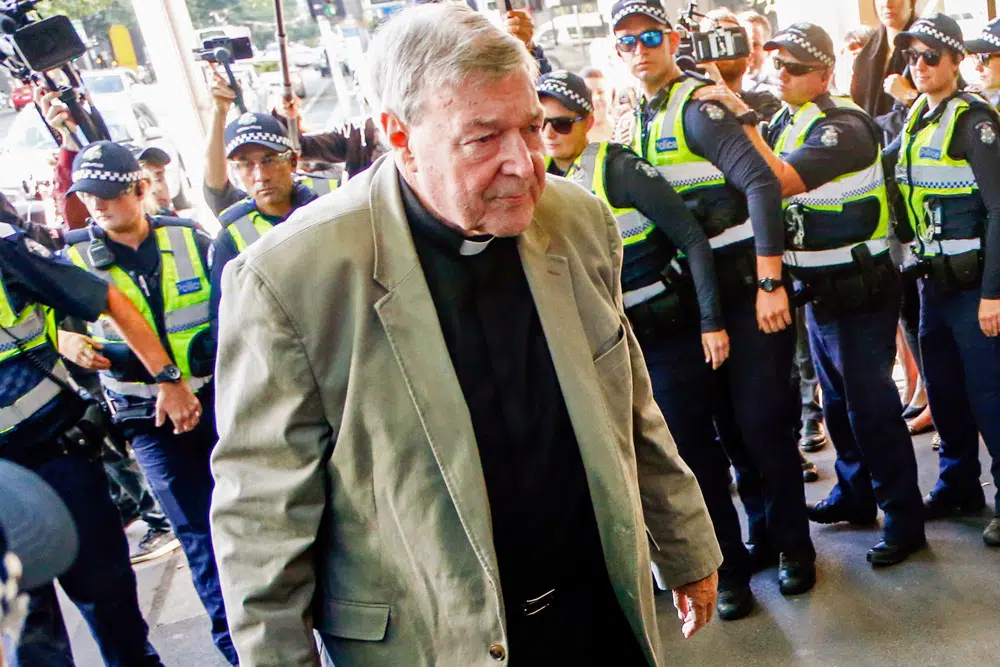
683, 99, 784, 256
954, 108, 1000, 299
208, 230, 241, 346
784, 114, 879, 192
1, 236, 107, 321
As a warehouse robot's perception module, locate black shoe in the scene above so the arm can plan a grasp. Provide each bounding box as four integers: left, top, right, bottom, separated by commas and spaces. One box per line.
807, 498, 877, 526
801, 453, 819, 483
777, 554, 816, 595
747, 542, 779, 573
922, 492, 986, 520
798, 419, 827, 453
983, 517, 1000, 547
717, 584, 754, 621
902, 401, 926, 420
866, 536, 926, 566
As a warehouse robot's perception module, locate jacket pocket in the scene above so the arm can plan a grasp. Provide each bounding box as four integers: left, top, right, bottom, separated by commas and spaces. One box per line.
315, 598, 391, 641
593, 324, 627, 377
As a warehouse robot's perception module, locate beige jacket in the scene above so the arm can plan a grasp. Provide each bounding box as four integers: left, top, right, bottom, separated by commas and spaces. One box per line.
210, 156, 722, 667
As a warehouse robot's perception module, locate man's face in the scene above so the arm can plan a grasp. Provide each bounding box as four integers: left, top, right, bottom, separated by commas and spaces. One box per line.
584, 75, 609, 119
772, 47, 830, 107
615, 15, 676, 85
540, 96, 590, 163
142, 162, 172, 210
230, 145, 297, 213
396, 69, 546, 237
77, 185, 147, 233
705, 18, 749, 83
975, 53, 1000, 90
907, 39, 959, 96
875, 0, 912, 30
743, 22, 768, 77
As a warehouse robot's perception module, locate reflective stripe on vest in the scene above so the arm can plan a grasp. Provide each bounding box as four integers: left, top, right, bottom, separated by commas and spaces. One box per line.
100, 374, 211, 399
0, 222, 17, 239
0, 360, 71, 433
771, 97, 890, 262
299, 176, 338, 196
897, 95, 984, 256
634, 78, 726, 193
67, 225, 211, 382
563, 142, 652, 246
226, 209, 275, 253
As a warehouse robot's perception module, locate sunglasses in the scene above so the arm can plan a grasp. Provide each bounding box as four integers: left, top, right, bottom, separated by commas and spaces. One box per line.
542, 115, 584, 135
771, 57, 824, 77
976, 53, 998, 66
616, 30, 665, 53
902, 48, 943, 67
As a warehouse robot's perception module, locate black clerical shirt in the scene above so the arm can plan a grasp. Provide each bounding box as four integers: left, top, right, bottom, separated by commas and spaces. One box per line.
398, 177, 609, 602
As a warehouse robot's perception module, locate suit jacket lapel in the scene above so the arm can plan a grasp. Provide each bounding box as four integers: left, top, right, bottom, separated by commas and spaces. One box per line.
369, 159, 501, 588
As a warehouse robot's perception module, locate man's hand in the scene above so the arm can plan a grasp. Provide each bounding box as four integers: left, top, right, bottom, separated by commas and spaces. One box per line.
693, 84, 750, 116
505, 9, 535, 50
701, 330, 730, 370
276, 94, 303, 122
672, 571, 718, 638
58, 330, 111, 370
155, 382, 202, 434
757, 286, 792, 333
883, 74, 917, 106
209, 65, 237, 113
37, 88, 80, 149
979, 298, 1000, 337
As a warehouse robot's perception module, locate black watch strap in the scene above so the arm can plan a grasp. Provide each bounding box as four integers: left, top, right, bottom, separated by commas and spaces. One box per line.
152, 364, 182, 384
757, 277, 781, 292
736, 109, 761, 126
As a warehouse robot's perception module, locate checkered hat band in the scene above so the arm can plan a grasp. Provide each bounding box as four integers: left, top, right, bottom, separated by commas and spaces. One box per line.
612, 4, 668, 27
912, 22, 966, 53
538, 80, 594, 113
72, 168, 143, 183
981, 32, 1000, 48
777, 32, 835, 67
226, 131, 293, 154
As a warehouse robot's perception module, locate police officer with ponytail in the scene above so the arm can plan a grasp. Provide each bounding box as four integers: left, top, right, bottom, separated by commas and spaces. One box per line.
699, 22, 927, 567
59, 141, 238, 664
886, 14, 1000, 547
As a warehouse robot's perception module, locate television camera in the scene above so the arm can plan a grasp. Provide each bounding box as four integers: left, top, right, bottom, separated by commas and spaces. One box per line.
675, 2, 750, 71
193, 36, 254, 115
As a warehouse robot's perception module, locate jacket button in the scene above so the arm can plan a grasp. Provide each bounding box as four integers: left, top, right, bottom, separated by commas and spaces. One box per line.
488, 643, 506, 661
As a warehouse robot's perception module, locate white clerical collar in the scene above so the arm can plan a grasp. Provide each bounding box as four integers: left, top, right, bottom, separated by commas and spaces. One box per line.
459, 236, 495, 256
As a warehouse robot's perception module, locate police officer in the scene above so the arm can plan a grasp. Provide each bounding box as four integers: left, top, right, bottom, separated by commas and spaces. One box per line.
611, 0, 816, 608
966, 18, 1000, 109
885, 14, 1000, 547
1, 219, 200, 665
537, 71, 751, 616
58, 141, 239, 664
699, 22, 927, 565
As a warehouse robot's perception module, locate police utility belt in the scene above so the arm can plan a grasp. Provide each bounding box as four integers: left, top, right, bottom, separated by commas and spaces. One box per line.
623, 260, 697, 342
102, 374, 212, 422
788, 240, 895, 315
902, 237, 983, 292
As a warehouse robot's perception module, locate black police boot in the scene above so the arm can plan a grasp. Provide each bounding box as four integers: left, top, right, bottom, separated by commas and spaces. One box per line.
747, 542, 779, 573
867, 535, 926, 567
984, 517, 1000, 547
923, 491, 986, 520
798, 419, 827, 453
801, 452, 819, 483
777, 553, 816, 596
807, 498, 877, 526
717, 584, 754, 621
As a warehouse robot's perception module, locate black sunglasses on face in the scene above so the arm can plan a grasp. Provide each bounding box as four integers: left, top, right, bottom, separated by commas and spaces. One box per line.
616, 30, 665, 53
771, 56, 823, 77
903, 48, 943, 67
976, 53, 998, 66
542, 115, 584, 135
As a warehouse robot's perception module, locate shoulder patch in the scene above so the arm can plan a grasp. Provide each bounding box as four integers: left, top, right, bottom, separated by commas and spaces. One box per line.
977, 121, 997, 146
636, 161, 660, 179
700, 102, 726, 122
820, 125, 840, 148
23, 237, 53, 259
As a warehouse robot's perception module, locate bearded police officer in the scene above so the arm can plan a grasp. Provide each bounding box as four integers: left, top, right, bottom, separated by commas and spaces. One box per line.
699, 23, 927, 566
612, 0, 816, 601
59, 141, 238, 664
1, 220, 201, 665
885, 14, 1000, 547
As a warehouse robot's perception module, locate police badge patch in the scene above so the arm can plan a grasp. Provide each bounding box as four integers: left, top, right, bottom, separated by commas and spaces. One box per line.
977, 121, 997, 146
636, 161, 659, 179
701, 103, 725, 122
24, 238, 52, 259
820, 126, 839, 148
82, 144, 103, 161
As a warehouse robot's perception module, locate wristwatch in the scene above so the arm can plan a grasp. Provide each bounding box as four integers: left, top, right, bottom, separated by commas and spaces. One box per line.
152, 364, 183, 384
735, 109, 761, 126
757, 277, 782, 293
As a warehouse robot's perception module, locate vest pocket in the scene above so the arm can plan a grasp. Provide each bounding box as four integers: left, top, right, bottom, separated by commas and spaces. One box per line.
315, 598, 391, 641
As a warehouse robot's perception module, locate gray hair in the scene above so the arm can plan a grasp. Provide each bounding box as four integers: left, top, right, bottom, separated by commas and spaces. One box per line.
364, 4, 538, 125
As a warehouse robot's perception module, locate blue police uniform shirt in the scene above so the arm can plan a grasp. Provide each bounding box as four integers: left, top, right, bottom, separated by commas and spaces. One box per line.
62, 218, 213, 413
885, 101, 1000, 298
639, 75, 785, 256
0, 229, 108, 449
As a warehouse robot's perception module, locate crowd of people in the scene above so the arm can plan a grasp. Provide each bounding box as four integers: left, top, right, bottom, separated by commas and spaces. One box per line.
3, 0, 1000, 665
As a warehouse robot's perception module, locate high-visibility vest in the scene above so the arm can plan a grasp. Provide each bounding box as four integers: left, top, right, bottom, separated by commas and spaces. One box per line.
66, 220, 211, 398
768, 95, 891, 270
895, 92, 994, 257
0, 222, 72, 434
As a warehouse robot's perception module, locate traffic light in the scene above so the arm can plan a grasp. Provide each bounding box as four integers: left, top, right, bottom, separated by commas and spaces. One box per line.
307, 0, 343, 20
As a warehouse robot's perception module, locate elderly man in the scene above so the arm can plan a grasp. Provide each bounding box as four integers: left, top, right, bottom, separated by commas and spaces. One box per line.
211, 5, 722, 666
